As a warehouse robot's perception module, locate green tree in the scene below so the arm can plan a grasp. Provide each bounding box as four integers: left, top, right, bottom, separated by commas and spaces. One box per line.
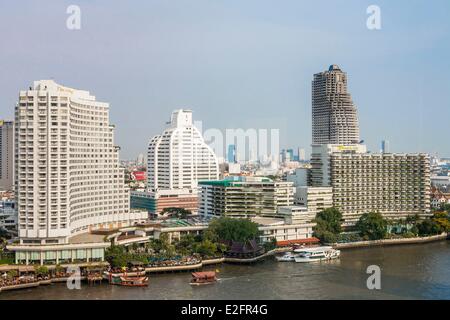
174, 233, 196, 256
7, 269, 18, 280
55, 264, 65, 275
194, 239, 218, 258
35, 266, 49, 277
440, 203, 450, 214
202, 228, 219, 243
315, 208, 343, 234
417, 219, 444, 236
405, 214, 420, 225
263, 237, 278, 252
355, 212, 388, 240
433, 212, 450, 232
207, 217, 260, 243
313, 207, 343, 243
105, 245, 129, 268
157, 233, 176, 258
410, 225, 419, 236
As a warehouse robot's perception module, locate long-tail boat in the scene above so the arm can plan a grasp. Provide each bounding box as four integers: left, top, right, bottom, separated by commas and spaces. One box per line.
190, 271, 217, 286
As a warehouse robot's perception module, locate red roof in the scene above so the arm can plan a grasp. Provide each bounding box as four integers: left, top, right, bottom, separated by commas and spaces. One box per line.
276, 237, 320, 246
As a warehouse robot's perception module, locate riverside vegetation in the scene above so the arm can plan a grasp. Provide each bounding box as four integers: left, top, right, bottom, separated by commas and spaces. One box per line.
105, 217, 277, 269
313, 204, 450, 243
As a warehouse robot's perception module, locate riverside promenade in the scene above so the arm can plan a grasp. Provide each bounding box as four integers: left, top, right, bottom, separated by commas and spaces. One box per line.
333, 233, 448, 250
0, 247, 291, 293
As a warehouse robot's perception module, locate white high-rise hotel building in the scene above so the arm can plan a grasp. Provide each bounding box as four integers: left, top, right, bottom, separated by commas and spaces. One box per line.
148, 109, 219, 191
130, 109, 219, 214
15, 80, 145, 244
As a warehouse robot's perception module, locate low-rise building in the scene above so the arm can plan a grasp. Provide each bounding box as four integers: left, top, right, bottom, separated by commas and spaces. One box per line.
252, 214, 316, 245
131, 189, 198, 215
431, 187, 450, 209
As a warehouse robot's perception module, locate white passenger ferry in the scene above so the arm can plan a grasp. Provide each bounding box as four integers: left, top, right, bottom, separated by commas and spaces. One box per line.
275, 252, 297, 262
293, 246, 340, 263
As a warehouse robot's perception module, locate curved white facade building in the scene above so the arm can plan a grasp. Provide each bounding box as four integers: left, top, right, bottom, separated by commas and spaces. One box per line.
15, 80, 145, 244
148, 109, 219, 191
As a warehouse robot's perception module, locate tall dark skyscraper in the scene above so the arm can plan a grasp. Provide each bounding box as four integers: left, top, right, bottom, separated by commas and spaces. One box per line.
312, 65, 360, 145
0, 120, 14, 191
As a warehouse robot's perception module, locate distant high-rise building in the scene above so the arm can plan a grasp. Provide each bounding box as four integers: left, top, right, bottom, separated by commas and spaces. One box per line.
15, 80, 145, 244
381, 140, 390, 153
287, 149, 294, 162
227, 144, 236, 163
312, 65, 360, 145
0, 120, 14, 191
136, 153, 145, 166
298, 148, 306, 162
281, 149, 293, 163
148, 109, 219, 191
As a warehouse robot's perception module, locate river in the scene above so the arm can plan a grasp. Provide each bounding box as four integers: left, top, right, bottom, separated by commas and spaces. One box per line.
1, 241, 450, 300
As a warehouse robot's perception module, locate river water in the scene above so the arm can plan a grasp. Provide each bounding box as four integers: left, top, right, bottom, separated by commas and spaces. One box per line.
1, 241, 450, 300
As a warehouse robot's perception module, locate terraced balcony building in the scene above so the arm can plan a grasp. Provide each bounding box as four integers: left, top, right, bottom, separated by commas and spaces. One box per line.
330, 152, 431, 224
199, 177, 295, 218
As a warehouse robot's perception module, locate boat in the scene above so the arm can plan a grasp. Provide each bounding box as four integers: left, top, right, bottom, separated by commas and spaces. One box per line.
117, 276, 149, 287
106, 272, 149, 287
190, 271, 217, 286
275, 252, 297, 262
294, 246, 341, 263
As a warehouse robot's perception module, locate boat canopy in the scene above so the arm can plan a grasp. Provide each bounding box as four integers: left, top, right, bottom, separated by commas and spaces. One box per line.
191, 271, 216, 279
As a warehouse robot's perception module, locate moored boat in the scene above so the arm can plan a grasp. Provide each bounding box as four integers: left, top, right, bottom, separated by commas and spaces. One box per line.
117, 276, 149, 287
190, 271, 217, 286
294, 246, 340, 263
105, 270, 149, 287
275, 252, 297, 262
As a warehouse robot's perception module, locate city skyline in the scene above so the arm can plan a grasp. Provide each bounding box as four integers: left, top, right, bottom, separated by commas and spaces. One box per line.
1, 1, 450, 159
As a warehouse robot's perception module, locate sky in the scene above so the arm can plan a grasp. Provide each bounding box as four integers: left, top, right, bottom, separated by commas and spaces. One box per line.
0, 0, 449, 159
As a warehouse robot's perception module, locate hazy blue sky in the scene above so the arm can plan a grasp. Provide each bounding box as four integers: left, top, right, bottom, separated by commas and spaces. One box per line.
1, 0, 449, 159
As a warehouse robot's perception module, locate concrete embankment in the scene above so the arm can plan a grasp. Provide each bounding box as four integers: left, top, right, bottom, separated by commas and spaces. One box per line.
0, 277, 82, 293
143, 248, 290, 272
333, 233, 448, 250
223, 247, 290, 264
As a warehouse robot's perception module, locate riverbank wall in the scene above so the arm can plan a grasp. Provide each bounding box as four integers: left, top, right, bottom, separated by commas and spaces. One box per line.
142, 248, 291, 273
333, 233, 448, 250
0, 276, 87, 293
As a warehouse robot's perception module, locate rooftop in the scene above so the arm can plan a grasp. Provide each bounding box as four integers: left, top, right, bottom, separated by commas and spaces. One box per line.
68, 233, 106, 244
251, 217, 285, 226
